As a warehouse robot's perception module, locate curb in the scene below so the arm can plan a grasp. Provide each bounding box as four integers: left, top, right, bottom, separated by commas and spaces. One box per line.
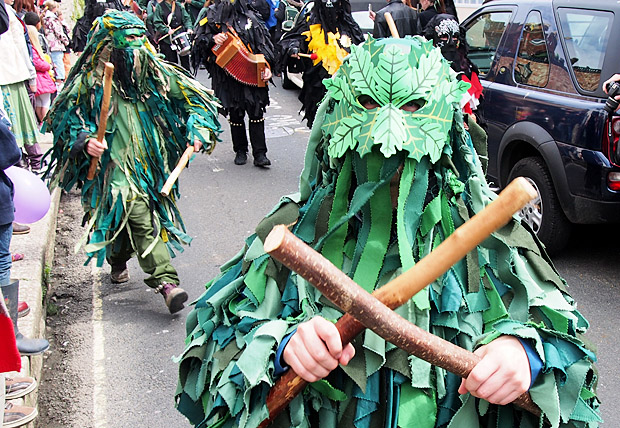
9, 185, 62, 425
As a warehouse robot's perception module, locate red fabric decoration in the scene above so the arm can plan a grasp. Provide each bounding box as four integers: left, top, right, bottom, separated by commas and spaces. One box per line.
460, 72, 483, 115
0, 313, 21, 373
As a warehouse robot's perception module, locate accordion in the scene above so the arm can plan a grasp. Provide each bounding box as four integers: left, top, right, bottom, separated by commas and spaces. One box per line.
211, 30, 269, 88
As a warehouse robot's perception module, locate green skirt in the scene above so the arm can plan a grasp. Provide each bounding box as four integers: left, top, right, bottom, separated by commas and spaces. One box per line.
1, 82, 39, 148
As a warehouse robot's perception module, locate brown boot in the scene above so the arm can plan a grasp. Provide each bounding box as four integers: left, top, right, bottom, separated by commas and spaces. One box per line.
110, 262, 130, 284
155, 283, 188, 314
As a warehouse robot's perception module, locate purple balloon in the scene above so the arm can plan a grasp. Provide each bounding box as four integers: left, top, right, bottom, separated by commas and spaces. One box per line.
4, 166, 51, 224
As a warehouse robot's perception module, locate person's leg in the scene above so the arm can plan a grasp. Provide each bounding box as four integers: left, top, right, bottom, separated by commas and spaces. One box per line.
34, 93, 51, 123
124, 196, 187, 313
229, 108, 249, 165
50, 51, 65, 85
0, 222, 12, 286
106, 226, 132, 284
24, 143, 43, 171
179, 53, 190, 71
248, 111, 270, 167
159, 42, 178, 65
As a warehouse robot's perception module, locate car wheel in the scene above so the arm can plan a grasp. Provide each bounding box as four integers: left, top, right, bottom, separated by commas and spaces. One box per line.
507, 156, 572, 255
281, 71, 297, 90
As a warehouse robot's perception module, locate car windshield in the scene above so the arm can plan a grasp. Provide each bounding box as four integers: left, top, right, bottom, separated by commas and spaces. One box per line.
557, 8, 613, 92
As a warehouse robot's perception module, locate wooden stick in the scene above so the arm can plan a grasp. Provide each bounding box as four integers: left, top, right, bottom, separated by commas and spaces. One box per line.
301, 246, 542, 417
259, 177, 537, 427
384, 12, 400, 39
86, 63, 114, 181
160, 145, 195, 196
157, 25, 182, 42
297, 53, 318, 60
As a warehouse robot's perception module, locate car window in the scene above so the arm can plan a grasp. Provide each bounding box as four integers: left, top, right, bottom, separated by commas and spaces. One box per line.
557, 8, 613, 92
514, 11, 549, 88
465, 11, 512, 75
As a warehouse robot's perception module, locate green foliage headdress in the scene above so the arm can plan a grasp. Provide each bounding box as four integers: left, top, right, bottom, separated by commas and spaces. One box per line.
323, 36, 470, 162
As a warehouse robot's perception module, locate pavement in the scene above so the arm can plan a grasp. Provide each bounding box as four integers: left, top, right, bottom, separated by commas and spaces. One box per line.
8, 131, 61, 426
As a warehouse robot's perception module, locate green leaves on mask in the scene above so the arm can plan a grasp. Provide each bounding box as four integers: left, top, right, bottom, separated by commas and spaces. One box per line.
323, 36, 469, 163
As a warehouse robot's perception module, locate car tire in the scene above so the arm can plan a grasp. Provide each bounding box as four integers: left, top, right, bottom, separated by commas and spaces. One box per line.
508, 156, 572, 255
281, 71, 297, 90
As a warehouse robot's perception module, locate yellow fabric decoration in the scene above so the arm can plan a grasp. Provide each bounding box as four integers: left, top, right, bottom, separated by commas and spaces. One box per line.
302, 24, 349, 75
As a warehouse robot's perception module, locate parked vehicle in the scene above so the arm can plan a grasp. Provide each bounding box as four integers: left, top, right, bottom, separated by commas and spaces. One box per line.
462, 0, 620, 254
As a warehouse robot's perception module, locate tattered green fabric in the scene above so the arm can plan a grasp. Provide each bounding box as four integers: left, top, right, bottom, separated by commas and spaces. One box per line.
44, 10, 221, 266
175, 36, 600, 428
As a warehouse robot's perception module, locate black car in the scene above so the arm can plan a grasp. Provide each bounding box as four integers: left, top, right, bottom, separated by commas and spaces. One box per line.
462, 0, 620, 254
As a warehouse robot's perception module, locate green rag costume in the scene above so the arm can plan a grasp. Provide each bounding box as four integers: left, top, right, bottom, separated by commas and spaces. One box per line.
45, 11, 222, 279
175, 36, 600, 428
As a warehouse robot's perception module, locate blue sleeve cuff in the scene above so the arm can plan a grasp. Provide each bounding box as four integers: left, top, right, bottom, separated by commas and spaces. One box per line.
273, 329, 297, 377
518, 337, 543, 388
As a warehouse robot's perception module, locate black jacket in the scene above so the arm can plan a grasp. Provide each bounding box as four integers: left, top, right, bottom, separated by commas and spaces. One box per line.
0, 1, 8, 35
372, 0, 421, 39
0, 120, 22, 226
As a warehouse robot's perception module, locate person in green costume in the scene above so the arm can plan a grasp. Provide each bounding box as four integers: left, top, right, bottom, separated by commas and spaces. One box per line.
44, 10, 221, 314
175, 36, 600, 427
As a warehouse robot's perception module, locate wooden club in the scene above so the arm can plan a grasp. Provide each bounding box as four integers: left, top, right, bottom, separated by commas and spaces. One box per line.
160, 145, 196, 196
283, 229, 543, 417
258, 177, 538, 427
86, 62, 114, 181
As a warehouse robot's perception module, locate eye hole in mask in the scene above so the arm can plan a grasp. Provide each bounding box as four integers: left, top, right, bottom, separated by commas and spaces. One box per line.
400, 99, 425, 112
358, 95, 380, 110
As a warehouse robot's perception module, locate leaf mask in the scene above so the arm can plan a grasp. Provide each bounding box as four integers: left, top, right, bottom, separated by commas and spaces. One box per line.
322, 36, 470, 163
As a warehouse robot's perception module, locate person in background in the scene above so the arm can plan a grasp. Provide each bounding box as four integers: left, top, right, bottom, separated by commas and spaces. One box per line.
70, 0, 124, 54
23, 11, 56, 125
424, 13, 486, 171
56, 8, 72, 78
42, 0, 69, 88
277, 0, 364, 128
0, 0, 44, 175
12, 0, 35, 18
372, 0, 422, 38
152, 0, 193, 70
45, 10, 221, 314
192, 0, 275, 167
183, 0, 202, 24
145, 0, 163, 45
0, 161, 38, 425
0, 6, 50, 356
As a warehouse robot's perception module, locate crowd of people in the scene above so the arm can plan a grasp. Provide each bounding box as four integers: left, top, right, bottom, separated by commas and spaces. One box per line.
0, 0, 606, 426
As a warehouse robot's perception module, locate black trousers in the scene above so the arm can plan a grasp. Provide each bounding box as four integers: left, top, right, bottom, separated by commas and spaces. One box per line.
159, 41, 190, 71
228, 108, 267, 157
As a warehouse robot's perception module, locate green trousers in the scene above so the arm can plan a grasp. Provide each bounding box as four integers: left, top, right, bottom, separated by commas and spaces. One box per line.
106, 196, 179, 288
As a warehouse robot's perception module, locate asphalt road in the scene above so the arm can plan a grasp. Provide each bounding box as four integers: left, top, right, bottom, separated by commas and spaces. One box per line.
44, 71, 620, 427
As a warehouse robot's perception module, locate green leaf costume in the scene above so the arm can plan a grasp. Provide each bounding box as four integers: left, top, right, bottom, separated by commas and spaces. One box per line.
175, 37, 600, 428
45, 10, 222, 267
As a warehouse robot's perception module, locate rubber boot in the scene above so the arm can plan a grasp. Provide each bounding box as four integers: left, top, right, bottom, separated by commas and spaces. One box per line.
249, 118, 270, 167
230, 120, 249, 164
1, 280, 49, 356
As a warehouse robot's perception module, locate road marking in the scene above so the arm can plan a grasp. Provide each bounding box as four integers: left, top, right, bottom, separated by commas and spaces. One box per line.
91, 265, 107, 428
